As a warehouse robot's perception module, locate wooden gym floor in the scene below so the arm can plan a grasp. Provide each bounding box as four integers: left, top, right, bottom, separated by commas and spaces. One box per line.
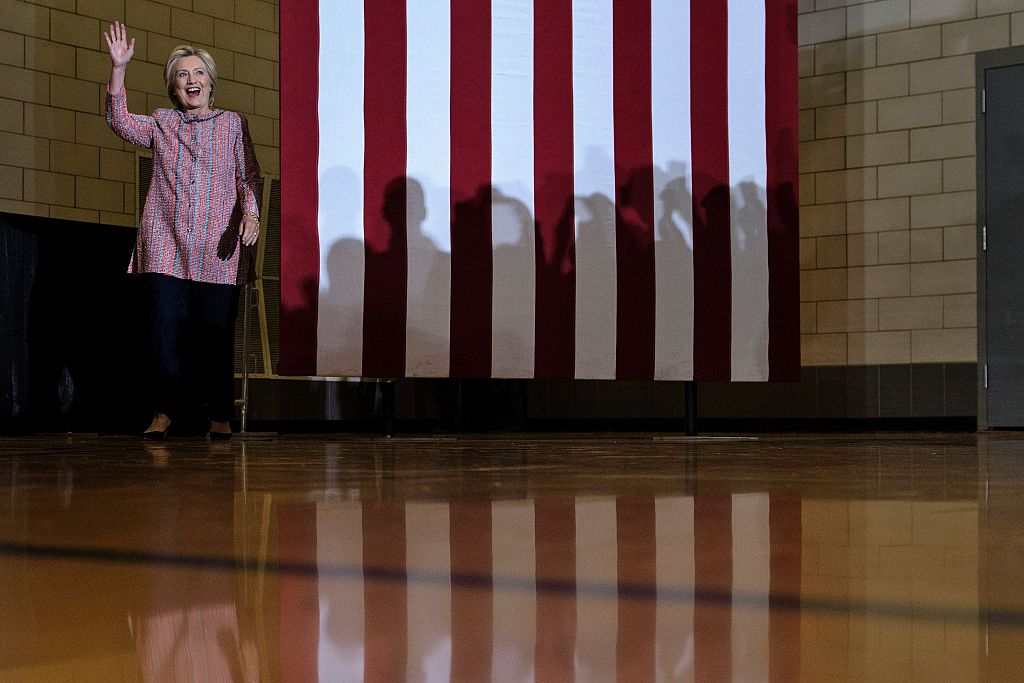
0, 432, 1021, 681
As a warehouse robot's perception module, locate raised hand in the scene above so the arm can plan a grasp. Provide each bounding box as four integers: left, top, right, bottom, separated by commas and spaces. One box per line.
104, 21, 135, 68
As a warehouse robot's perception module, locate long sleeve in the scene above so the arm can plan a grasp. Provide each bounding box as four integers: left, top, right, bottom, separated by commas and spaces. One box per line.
105, 87, 155, 148
235, 114, 263, 216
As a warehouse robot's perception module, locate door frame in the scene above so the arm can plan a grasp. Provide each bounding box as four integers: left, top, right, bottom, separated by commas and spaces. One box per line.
976, 46, 1024, 430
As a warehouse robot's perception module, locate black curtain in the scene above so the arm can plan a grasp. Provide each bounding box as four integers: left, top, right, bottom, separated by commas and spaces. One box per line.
0, 213, 145, 433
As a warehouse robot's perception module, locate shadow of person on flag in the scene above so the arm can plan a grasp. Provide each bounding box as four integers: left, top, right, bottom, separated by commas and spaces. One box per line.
449, 184, 494, 380
533, 170, 576, 378
655, 165, 694, 253
319, 164, 365, 377
492, 185, 535, 371
731, 181, 767, 258
729, 181, 771, 378
615, 165, 658, 379
489, 187, 534, 428
442, 184, 498, 428
617, 165, 656, 248
574, 189, 616, 364
402, 176, 451, 379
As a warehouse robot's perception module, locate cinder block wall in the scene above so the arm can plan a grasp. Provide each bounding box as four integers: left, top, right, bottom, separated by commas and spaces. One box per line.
0, 0, 279, 226
798, 0, 1013, 368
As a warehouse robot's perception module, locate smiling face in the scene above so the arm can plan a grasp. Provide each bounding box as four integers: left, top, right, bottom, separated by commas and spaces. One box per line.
172, 55, 212, 114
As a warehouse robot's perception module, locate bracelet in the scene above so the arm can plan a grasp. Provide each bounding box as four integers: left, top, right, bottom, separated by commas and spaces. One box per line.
243, 211, 260, 226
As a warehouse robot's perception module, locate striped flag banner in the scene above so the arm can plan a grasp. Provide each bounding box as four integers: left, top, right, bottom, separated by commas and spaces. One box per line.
280, 0, 799, 381
279, 493, 802, 680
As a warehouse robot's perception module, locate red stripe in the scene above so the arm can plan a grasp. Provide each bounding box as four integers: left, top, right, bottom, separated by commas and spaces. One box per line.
277, 504, 319, 682
450, 502, 493, 680
765, 0, 800, 381
449, 0, 493, 378
533, 0, 576, 379
616, 497, 657, 680
361, 1, 408, 378
278, 0, 319, 375
690, 0, 732, 380
362, 501, 408, 681
534, 498, 576, 682
613, 0, 656, 380
769, 495, 802, 681
694, 495, 732, 681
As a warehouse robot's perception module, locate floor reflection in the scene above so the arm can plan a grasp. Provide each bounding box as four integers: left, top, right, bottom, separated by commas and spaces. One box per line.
283, 494, 790, 680
0, 433, 1019, 681
273, 495, 982, 681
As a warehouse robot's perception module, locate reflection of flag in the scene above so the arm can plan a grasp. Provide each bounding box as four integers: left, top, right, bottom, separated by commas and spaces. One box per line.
280, 0, 798, 381
277, 494, 802, 680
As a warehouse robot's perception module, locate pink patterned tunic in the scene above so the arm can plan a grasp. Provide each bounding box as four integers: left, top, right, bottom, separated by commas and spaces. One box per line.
106, 87, 262, 284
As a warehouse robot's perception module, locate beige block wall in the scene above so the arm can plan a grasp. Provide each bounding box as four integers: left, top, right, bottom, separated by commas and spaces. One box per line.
799, 0, 1000, 366
0, 0, 279, 227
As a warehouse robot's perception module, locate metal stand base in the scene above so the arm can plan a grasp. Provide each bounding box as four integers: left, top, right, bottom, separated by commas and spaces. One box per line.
684, 381, 698, 436
380, 380, 396, 437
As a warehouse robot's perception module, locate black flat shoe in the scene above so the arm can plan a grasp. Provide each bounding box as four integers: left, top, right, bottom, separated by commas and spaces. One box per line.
143, 428, 167, 441
209, 430, 232, 441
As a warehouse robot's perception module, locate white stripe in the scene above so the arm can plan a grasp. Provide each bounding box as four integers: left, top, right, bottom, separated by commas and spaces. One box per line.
406, 1, 453, 377
652, 0, 694, 381
728, 0, 770, 381
317, 503, 365, 679
572, 0, 617, 380
731, 493, 771, 682
491, 500, 537, 681
316, 0, 365, 377
575, 497, 618, 679
655, 496, 695, 682
491, 0, 537, 379
405, 502, 453, 680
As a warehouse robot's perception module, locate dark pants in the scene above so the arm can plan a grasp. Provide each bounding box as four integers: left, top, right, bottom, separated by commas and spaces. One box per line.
144, 274, 239, 423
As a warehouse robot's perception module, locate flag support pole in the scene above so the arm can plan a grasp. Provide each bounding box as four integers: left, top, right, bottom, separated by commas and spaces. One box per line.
684, 381, 698, 436
381, 379, 396, 437
237, 283, 252, 434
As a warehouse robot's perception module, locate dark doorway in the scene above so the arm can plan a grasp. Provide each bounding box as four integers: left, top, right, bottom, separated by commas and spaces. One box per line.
979, 49, 1024, 428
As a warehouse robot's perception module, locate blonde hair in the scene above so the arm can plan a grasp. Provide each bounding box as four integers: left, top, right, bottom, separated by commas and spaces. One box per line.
164, 45, 218, 109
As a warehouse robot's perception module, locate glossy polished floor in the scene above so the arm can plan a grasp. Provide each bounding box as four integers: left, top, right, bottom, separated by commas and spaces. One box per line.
1, 432, 1022, 681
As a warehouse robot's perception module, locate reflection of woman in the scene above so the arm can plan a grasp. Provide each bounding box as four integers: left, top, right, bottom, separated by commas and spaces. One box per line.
104, 22, 262, 440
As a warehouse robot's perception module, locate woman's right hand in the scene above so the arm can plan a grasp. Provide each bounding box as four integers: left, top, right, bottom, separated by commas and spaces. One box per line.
104, 21, 135, 68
